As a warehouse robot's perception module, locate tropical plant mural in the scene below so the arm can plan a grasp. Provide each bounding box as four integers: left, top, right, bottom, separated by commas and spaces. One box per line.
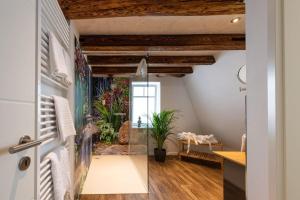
75, 48, 91, 132
93, 77, 130, 144
74, 40, 92, 199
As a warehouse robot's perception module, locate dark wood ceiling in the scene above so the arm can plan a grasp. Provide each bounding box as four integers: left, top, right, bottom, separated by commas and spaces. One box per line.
80, 34, 245, 52
59, 0, 246, 76
59, 0, 245, 19
81, 34, 245, 76
88, 55, 213, 76
87, 56, 216, 66
92, 66, 193, 75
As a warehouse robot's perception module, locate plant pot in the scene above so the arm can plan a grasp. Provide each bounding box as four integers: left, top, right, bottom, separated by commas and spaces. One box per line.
154, 148, 166, 162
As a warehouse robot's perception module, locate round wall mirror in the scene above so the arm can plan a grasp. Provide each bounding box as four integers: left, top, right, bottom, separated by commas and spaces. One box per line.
237, 65, 246, 84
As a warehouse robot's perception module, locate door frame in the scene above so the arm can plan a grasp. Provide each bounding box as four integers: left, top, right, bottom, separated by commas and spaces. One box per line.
34, 0, 41, 198
246, 0, 284, 199
32, 0, 286, 199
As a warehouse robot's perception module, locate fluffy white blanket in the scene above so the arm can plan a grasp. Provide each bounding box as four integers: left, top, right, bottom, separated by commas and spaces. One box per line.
177, 132, 218, 153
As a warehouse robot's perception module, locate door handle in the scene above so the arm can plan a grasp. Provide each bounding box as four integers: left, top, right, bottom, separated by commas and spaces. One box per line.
8, 135, 42, 154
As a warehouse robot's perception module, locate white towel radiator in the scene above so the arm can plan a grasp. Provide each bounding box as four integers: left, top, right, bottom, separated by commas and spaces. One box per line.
39, 95, 71, 200
38, 0, 72, 199
39, 95, 56, 200
40, 0, 70, 89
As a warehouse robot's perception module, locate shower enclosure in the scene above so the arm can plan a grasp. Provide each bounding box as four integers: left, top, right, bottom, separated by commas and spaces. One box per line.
82, 58, 149, 195
128, 58, 149, 191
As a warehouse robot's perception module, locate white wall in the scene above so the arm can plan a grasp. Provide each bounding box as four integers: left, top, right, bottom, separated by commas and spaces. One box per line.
284, 0, 300, 199
149, 53, 248, 189
184, 51, 246, 150
148, 76, 200, 155
183, 51, 246, 189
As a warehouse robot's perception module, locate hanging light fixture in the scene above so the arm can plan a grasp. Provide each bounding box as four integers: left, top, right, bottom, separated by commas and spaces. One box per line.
136, 57, 148, 78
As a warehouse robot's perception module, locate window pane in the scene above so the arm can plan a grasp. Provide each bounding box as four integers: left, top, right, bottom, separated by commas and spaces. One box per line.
148, 97, 155, 123
132, 82, 160, 127
132, 97, 148, 124
133, 86, 144, 96
148, 86, 156, 96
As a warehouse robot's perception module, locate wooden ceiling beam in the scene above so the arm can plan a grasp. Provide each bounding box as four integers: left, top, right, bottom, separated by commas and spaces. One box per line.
87, 55, 215, 66
92, 67, 193, 75
59, 0, 245, 19
80, 34, 245, 52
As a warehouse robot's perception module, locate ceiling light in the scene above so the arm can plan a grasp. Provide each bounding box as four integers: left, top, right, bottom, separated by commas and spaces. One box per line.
231, 17, 241, 24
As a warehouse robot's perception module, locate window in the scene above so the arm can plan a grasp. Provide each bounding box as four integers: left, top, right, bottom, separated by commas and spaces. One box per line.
132, 82, 160, 127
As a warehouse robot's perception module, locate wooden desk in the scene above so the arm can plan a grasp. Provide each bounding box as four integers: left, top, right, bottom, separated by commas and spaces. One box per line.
213, 151, 246, 166
213, 151, 246, 200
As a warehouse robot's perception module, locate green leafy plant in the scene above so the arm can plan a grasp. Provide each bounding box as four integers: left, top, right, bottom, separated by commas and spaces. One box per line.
96, 120, 117, 144
151, 110, 176, 151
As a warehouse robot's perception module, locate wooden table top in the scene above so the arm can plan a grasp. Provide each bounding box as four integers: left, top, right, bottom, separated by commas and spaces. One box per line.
213, 151, 246, 166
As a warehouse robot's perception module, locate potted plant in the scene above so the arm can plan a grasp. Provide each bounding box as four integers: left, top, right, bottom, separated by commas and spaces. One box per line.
151, 110, 176, 162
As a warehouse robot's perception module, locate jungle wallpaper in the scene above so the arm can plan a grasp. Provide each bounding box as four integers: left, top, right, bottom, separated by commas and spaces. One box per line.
74, 40, 92, 199
92, 77, 130, 141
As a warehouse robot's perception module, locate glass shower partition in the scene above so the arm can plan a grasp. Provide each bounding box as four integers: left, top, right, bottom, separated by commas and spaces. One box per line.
128, 58, 149, 192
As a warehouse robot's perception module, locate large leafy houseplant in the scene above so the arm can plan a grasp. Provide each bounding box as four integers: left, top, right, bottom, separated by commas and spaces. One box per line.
151, 110, 176, 162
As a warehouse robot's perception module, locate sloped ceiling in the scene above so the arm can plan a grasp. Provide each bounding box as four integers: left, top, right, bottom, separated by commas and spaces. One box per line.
184, 51, 246, 149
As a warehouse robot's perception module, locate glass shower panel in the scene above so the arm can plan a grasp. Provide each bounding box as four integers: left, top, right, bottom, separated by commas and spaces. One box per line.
128, 59, 149, 192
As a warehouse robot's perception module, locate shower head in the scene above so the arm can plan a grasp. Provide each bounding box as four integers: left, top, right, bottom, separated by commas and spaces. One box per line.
136, 58, 147, 78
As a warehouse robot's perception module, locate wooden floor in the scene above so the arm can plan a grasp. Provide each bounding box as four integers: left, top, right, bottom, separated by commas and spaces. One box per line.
80, 157, 223, 200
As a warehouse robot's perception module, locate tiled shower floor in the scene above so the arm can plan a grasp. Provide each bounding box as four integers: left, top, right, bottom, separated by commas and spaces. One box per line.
93, 142, 147, 155
93, 143, 129, 155
81, 155, 148, 194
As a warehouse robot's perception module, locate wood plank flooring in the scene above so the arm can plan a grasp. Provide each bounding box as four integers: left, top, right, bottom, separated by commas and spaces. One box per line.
80, 157, 223, 200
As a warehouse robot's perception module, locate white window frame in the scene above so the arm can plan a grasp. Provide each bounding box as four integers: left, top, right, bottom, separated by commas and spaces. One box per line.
131, 82, 161, 127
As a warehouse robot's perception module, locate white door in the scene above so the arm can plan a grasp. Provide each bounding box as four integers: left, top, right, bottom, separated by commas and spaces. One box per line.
0, 0, 38, 199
